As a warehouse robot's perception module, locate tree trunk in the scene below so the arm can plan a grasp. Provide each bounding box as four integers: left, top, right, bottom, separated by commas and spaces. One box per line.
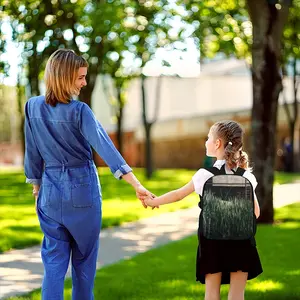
28, 53, 41, 97
282, 58, 299, 172
116, 86, 124, 155
79, 59, 102, 107
79, 74, 96, 107
16, 76, 25, 164
145, 122, 153, 179
247, 1, 290, 223
292, 58, 299, 171
141, 74, 153, 179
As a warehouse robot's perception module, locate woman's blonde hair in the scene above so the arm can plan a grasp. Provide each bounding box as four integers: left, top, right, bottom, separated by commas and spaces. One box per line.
211, 120, 250, 170
45, 49, 88, 106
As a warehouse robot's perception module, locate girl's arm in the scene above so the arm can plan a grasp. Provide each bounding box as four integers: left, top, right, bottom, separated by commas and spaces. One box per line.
254, 193, 260, 219
145, 180, 195, 207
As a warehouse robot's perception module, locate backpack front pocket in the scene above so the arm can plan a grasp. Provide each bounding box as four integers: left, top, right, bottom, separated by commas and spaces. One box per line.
71, 182, 93, 208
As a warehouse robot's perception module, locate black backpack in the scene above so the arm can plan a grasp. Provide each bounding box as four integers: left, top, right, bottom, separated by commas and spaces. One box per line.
199, 164, 256, 240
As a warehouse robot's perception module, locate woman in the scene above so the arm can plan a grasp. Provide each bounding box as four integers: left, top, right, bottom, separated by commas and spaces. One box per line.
24, 49, 153, 299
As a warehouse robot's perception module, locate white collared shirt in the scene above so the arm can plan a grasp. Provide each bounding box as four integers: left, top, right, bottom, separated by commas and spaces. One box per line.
192, 159, 258, 196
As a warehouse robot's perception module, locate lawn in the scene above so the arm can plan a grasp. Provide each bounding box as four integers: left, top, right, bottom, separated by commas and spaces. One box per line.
0, 167, 197, 253
7, 202, 300, 300
1, 168, 300, 253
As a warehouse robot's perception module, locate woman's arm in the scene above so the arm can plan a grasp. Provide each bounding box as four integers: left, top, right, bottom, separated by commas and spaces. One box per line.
79, 103, 132, 180
145, 180, 195, 207
24, 101, 44, 186
254, 193, 260, 219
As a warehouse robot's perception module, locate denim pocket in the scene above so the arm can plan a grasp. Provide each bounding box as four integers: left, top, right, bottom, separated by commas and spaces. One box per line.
71, 183, 93, 208
40, 184, 52, 207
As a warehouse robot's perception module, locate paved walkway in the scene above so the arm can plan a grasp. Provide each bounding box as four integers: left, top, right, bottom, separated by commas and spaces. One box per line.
1, 183, 299, 299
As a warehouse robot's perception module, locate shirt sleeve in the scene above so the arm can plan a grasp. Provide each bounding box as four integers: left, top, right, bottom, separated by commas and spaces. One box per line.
192, 168, 214, 196
79, 103, 132, 179
24, 101, 44, 185
243, 171, 258, 191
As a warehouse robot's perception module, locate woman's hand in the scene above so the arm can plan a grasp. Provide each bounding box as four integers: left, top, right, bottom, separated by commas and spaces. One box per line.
135, 185, 158, 209
120, 172, 158, 209
33, 185, 39, 213
35, 195, 38, 213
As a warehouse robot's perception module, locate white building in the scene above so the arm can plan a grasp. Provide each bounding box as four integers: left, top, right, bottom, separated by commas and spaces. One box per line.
91, 58, 297, 143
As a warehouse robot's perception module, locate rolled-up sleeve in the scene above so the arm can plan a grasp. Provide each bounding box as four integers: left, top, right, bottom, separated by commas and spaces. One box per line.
24, 101, 43, 185
79, 103, 132, 179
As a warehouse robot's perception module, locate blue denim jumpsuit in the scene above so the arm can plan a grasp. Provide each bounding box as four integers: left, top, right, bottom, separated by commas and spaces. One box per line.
24, 96, 132, 300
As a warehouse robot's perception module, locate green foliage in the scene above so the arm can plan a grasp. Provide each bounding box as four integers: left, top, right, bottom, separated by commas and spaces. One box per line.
181, 0, 251, 62
282, 0, 300, 65
7, 203, 300, 300
181, 0, 298, 67
2, 0, 179, 103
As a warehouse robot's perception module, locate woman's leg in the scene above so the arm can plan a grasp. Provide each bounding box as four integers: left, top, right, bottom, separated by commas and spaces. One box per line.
66, 204, 101, 300
38, 208, 71, 300
205, 272, 222, 300
228, 271, 248, 300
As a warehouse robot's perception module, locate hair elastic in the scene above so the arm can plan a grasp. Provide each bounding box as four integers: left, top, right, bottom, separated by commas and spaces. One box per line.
228, 141, 233, 145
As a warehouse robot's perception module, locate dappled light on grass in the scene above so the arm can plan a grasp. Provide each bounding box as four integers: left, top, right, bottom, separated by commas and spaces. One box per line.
275, 202, 300, 222
286, 269, 300, 276
155, 279, 198, 294
276, 222, 300, 229
247, 280, 283, 292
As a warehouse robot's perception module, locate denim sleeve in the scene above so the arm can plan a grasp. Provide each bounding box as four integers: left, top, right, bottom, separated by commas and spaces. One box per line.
24, 101, 44, 185
79, 103, 132, 179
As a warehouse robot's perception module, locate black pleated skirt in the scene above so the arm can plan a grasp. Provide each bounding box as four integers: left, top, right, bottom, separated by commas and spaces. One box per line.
196, 234, 263, 284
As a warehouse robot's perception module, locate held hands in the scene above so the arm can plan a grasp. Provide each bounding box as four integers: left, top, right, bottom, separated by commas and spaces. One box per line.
144, 194, 157, 207
135, 185, 159, 209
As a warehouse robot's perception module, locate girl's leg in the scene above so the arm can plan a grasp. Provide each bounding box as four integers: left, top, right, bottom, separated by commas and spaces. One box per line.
228, 271, 248, 300
205, 272, 222, 300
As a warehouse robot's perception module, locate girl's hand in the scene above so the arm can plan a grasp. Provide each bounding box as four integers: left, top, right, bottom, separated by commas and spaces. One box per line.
144, 195, 157, 207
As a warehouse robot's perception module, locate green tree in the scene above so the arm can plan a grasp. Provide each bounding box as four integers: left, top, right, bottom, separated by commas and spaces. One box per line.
3, 0, 137, 107
182, 0, 293, 223
281, 0, 300, 172
128, 0, 176, 178
102, 56, 135, 155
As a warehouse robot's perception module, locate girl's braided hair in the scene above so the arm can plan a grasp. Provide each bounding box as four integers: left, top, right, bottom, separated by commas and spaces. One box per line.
211, 120, 250, 170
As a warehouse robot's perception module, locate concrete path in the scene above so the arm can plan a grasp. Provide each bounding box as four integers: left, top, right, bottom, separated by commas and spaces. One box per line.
1, 183, 299, 299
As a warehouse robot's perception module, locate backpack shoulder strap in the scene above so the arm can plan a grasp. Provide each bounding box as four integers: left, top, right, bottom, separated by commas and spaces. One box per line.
234, 167, 246, 176
205, 165, 245, 176
204, 166, 223, 176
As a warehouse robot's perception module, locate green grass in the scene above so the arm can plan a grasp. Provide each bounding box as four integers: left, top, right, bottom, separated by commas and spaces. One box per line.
0, 167, 197, 253
1, 168, 299, 253
274, 171, 300, 185
7, 202, 300, 300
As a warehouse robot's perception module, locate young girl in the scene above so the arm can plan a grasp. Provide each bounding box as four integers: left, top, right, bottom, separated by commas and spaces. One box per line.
145, 120, 263, 300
